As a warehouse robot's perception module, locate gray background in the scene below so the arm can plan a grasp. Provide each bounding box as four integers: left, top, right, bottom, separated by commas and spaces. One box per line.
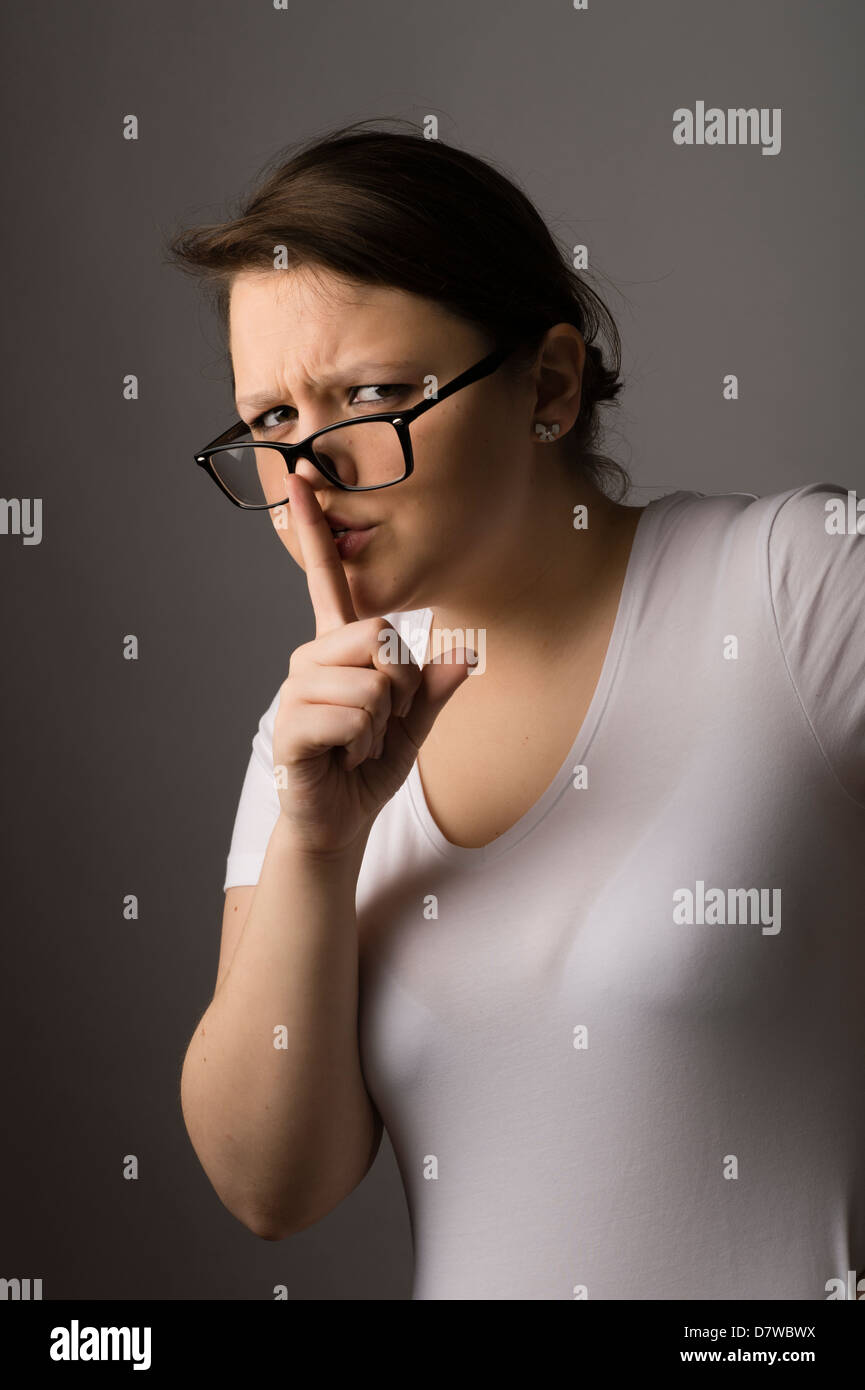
1, 0, 862, 1299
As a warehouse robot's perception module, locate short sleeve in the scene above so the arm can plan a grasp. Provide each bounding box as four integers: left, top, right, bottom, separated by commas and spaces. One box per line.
768, 481, 865, 807
223, 686, 283, 889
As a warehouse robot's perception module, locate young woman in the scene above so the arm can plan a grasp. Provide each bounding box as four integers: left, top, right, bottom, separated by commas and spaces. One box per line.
170, 121, 865, 1301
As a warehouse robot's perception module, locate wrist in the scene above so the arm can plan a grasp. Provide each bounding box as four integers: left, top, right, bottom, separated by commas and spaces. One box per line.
271, 812, 372, 874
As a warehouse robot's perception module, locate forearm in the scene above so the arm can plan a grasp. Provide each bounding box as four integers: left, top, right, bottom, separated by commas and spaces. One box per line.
181, 815, 375, 1236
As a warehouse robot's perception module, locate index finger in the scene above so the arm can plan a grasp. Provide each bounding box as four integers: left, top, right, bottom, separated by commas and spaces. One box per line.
287, 472, 359, 635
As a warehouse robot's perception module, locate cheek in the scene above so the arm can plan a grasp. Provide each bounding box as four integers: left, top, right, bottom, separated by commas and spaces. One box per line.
417, 418, 490, 508
397, 433, 500, 561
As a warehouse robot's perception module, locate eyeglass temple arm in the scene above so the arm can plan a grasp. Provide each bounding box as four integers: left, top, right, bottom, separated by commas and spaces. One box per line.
398, 344, 516, 425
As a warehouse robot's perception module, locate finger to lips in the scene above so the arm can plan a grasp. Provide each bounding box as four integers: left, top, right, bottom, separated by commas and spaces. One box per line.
288, 472, 358, 637
287, 472, 421, 724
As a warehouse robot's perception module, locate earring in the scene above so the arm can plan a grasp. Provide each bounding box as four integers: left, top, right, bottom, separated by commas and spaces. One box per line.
534, 422, 560, 442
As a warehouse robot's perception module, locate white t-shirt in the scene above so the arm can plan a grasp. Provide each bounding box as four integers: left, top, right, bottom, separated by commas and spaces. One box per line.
224, 482, 865, 1300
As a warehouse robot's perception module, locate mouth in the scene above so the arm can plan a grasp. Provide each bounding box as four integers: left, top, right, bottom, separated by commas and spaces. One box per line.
326, 518, 379, 560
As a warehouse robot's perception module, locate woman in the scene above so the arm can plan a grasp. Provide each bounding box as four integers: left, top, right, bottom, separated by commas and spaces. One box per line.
170, 120, 865, 1300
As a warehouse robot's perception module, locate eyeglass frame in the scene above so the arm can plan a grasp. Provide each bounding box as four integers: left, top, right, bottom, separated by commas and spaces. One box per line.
193, 340, 522, 508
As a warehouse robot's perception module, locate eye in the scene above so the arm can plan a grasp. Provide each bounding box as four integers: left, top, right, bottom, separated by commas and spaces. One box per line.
349, 384, 404, 405
252, 405, 294, 432
250, 384, 408, 434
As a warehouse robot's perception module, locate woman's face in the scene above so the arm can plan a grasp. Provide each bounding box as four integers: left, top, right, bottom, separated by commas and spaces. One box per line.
227, 264, 551, 619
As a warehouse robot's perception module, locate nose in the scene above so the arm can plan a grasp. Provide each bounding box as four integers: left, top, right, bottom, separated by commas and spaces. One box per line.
289, 454, 347, 515
292, 454, 331, 494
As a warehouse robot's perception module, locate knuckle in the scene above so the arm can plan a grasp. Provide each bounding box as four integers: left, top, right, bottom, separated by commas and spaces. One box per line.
370, 668, 392, 703
366, 615, 389, 644
349, 705, 371, 737
287, 643, 310, 677
279, 671, 303, 705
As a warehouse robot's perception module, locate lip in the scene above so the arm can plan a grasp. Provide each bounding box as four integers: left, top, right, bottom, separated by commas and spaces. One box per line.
332, 524, 378, 560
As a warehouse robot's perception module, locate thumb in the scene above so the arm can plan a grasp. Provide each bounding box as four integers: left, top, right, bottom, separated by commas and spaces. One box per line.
401, 647, 476, 748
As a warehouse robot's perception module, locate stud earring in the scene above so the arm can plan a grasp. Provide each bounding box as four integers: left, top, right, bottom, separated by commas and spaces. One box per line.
534, 422, 560, 442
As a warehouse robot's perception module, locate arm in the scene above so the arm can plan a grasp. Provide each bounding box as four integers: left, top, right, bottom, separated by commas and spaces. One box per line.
181, 471, 468, 1240
180, 816, 382, 1240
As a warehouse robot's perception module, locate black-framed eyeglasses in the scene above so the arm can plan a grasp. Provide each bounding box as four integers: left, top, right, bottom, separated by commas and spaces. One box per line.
193, 342, 518, 508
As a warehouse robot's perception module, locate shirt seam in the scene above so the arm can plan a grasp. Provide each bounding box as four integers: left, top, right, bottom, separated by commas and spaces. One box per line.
765, 485, 865, 813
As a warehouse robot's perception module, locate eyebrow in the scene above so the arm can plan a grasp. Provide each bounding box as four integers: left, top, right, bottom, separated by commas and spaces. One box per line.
234, 359, 424, 415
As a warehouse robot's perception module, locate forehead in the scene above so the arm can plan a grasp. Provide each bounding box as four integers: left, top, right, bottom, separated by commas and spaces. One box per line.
228, 266, 440, 366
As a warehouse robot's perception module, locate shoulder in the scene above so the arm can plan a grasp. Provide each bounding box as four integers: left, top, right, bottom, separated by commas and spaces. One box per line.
657, 476, 864, 659
760, 481, 864, 805
751, 481, 865, 646
763, 479, 864, 569
646, 481, 865, 804
646, 480, 862, 577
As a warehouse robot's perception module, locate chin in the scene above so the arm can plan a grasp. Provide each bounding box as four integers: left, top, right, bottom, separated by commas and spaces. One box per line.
349, 572, 419, 621
351, 588, 402, 620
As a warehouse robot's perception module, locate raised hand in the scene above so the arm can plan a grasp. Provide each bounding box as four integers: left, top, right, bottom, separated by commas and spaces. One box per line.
271, 472, 473, 856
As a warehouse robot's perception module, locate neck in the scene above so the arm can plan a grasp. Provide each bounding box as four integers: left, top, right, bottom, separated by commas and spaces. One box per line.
427, 468, 641, 672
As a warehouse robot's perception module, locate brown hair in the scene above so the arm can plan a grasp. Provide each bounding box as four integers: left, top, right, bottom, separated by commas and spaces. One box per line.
165, 117, 631, 500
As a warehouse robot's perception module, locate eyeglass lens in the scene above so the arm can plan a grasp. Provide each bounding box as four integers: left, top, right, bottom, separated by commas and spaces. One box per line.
208, 419, 406, 504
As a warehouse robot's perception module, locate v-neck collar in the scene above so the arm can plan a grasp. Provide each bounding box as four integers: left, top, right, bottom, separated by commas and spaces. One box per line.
405, 490, 684, 866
